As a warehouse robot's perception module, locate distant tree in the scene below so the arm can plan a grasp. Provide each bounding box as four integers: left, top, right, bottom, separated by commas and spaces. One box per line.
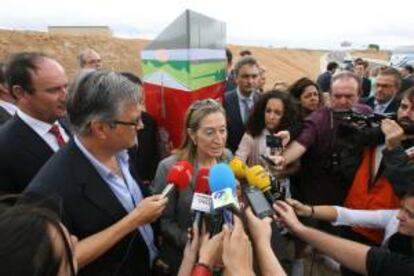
368, 44, 380, 51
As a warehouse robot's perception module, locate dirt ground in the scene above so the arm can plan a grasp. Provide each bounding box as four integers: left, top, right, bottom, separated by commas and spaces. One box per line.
0, 29, 389, 91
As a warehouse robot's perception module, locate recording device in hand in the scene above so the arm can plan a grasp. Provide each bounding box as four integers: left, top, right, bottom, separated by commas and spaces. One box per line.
243, 186, 274, 218
161, 160, 193, 198
191, 168, 212, 229
266, 135, 283, 155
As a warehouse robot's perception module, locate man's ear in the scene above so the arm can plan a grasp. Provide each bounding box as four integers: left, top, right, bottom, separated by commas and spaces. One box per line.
11, 85, 26, 101
90, 120, 109, 140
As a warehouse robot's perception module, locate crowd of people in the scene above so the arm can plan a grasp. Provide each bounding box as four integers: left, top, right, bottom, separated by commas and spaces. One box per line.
0, 46, 413, 276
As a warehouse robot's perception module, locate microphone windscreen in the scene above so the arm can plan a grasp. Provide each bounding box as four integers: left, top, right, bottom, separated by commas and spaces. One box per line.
246, 165, 271, 191
229, 158, 247, 179
166, 160, 193, 190
208, 163, 237, 192
195, 168, 211, 194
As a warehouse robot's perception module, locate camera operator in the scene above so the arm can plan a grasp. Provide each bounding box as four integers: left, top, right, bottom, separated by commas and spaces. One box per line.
318, 87, 414, 276
275, 71, 373, 208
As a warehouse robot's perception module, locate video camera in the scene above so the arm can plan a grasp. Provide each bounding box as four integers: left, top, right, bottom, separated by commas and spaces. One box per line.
333, 109, 396, 127
333, 109, 414, 135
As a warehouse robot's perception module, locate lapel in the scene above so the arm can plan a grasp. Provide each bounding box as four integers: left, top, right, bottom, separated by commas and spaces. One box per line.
68, 141, 129, 221
58, 117, 73, 138
14, 116, 54, 160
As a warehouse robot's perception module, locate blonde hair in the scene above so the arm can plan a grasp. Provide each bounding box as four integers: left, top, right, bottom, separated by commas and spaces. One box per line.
174, 99, 226, 163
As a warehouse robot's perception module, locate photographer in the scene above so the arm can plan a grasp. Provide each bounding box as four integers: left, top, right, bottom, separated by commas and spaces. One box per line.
382, 87, 414, 194
330, 86, 414, 276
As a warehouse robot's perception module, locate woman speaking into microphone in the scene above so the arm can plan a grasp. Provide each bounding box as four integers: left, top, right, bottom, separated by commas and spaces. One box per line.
152, 99, 232, 274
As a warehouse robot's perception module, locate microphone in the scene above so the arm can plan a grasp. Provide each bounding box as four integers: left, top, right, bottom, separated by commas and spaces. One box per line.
246, 165, 276, 203
208, 163, 240, 227
229, 158, 248, 180
244, 165, 274, 218
161, 160, 193, 198
190, 168, 212, 228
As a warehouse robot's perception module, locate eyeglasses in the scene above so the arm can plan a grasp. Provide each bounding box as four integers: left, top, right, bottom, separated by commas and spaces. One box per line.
112, 119, 142, 128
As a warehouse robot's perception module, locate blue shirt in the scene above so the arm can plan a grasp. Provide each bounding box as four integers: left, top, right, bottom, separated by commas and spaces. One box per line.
74, 136, 158, 266
237, 88, 255, 124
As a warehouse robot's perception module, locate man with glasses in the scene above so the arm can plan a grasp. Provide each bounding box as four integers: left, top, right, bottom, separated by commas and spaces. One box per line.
0, 52, 71, 194
224, 56, 261, 153
25, 70, 168, 275
365, 67, 401, 114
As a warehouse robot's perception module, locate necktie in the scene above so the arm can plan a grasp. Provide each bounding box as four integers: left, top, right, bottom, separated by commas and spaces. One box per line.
49, 124, 66, 148
242, 98, 252, 124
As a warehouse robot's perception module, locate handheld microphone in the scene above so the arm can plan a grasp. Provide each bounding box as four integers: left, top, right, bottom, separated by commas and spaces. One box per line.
246, 165, 277, 202
161, 160, 193, 198
191, 168, 212, 228
208, 163, 240, 228
229, 158, 248, 180
244, 165, 275, 217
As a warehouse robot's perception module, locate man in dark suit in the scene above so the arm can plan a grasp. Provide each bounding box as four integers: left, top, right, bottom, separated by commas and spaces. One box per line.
365, 67, 401, 114
224, 56, 261, 153
0, 52, 70, 193
317, 61, 338, 93
400, 64, 414, 94
0, 62, 18, 125
25, 71, 168, 275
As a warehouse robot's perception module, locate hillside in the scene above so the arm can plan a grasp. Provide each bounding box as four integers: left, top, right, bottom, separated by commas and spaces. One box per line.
0, 29, 389, 90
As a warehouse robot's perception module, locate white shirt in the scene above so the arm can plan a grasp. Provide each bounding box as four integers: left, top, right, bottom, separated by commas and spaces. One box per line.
332, 206, 399, 246
374, 97, 395, 114
17, 110, 69, 152
0, 100, 18, 115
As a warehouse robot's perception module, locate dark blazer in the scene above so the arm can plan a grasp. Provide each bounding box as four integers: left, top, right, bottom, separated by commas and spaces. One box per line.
128, 111, 161, 182
0, 116, 71, 194
364, 96, 400, 114
0, 106, 12, 125
224, 89, 260, 153
25, 140, 154, 276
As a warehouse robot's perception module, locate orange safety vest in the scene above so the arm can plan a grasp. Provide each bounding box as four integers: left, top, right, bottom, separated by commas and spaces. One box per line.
344, 147, 400, 244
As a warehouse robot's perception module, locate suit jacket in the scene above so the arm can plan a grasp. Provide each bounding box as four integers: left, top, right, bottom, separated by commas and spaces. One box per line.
364, 96, 400, 114
128, 112, 161, 182
224, 89, 260, 153
0, 106, 12, 125
0, 116, 70, 193
25, 140, 154, 276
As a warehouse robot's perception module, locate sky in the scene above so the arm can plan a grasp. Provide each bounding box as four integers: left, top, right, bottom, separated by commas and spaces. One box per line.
0, 0, 413, 50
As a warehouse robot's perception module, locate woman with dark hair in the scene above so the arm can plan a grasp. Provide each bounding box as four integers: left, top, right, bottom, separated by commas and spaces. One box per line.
288, 77, 324, 118
0, 202, 78, 276
236, 90, 299, 166
153, 99, 232, 274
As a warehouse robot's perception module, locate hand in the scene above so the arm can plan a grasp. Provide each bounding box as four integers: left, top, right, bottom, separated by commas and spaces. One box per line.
222, 216, 253, 275
178, 225, 202, 276
268, 155, 286, 171
285, 198, 312, 217
183, 224, 201, 262
198, 231, 224, 268
273, 200, 304, 234
131, 194, 168, 226
245, 207, 272, 247
381, 118, 405, 149
274, 130, 291, 147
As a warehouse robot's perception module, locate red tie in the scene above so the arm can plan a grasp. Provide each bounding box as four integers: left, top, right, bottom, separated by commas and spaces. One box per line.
49, 124, 66, 148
